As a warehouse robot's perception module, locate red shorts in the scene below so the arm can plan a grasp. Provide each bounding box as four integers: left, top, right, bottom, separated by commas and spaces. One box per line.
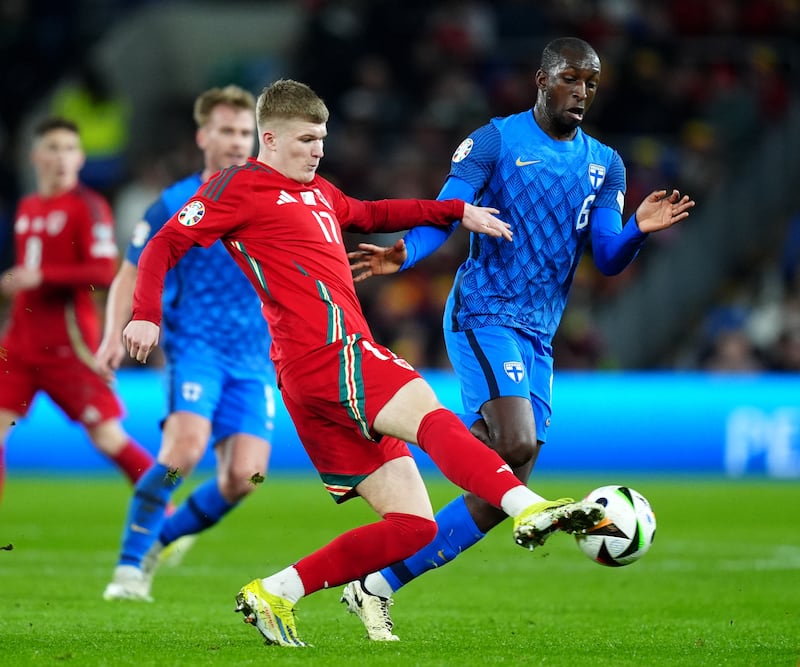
278, 336, 418, 502
0, 344, 123, 425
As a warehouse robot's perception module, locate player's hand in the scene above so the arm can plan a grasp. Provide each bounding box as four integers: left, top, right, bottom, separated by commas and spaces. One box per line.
0, 266, 43, 296
635, 189, 695, 234
122, 320, 160, 364
460, 204, 513, 241
348, 239, 407, 283
95, 334, 126, 382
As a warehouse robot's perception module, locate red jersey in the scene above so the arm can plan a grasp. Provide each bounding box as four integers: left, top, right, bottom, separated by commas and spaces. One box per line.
3, 184, 117, 361
133, 158, 463, 371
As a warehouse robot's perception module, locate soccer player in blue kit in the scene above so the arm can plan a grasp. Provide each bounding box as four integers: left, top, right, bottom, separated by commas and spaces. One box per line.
343, 37, 695, 639
96, 86, 275, 601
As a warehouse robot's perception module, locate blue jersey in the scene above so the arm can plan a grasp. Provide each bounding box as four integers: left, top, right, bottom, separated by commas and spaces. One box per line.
125, 173, 270, 372
436, 110, 625, 345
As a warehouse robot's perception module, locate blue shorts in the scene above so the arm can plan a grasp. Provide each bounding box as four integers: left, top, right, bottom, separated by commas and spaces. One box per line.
444, 326, 553, 443
165, 346, 274, 445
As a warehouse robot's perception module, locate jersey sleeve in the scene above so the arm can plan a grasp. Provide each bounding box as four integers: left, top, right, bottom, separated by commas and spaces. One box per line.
333, 188, 464, 235
125, 197, 170, 266
400, 175, 477, 270
592, 150, 626, 214
590, 207, 648, 276
589, 151, 647, 275
131, 225, 196, 324
448, 123, 500, 193
132, 169, 252, 324
164, 170, 247, 248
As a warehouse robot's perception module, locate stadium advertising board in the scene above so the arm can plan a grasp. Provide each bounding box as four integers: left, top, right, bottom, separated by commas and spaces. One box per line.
7, 370, 799, 478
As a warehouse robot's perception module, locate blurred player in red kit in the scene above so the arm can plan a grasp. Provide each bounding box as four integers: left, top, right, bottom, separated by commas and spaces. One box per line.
0, 117, 154, 501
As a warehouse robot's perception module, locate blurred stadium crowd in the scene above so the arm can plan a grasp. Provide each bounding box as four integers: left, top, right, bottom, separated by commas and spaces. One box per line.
1, 0, 799, 371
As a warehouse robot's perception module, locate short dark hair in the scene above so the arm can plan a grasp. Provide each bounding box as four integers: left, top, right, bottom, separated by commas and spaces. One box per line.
33, 117, 80, 138
541, 37, 598, 73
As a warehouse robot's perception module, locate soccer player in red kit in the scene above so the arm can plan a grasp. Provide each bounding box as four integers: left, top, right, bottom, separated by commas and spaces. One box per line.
0, 118, 154, 501
123, 79, 604, 647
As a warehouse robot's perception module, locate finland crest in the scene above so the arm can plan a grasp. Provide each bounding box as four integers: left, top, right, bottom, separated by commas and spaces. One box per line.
588, 163, 606, 190
503, 361, 524, 383
181, 382, 203, 402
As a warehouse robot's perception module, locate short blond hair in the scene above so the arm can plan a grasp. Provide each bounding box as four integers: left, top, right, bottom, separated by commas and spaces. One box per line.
256, 79, 329, 128
193, 85, 256, 128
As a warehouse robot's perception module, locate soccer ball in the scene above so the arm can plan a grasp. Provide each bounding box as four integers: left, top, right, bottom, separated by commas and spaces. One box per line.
575, 485, 656, 567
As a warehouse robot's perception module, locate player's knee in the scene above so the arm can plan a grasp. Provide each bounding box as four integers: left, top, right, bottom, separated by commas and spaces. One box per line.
86, 419, 127, 454
218, 466, 264, 502
217, 478, 247, 502
0, 410, 19, 443
386, 512, 438, 554
494, 433, 538, 468
468, 419, 491, 446
163, 431, 207, 467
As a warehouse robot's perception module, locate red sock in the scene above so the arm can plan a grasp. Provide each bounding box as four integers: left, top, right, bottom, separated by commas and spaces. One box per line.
111, 440, 155, 484
294, 512, 436, 594
417, 408, 521, 508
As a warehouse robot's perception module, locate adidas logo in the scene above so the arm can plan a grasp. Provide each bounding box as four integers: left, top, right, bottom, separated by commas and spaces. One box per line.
277, 190, 298, 205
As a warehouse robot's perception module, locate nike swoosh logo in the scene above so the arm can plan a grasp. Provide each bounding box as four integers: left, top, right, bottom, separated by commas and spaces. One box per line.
130, 523, 151, 535
516, 157, 542, 167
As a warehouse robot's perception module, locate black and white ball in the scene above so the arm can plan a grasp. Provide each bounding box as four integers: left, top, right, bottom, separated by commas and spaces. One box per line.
575, 485, 656, 567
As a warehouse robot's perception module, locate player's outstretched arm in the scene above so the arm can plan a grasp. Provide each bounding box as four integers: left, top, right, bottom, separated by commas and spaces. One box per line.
349, 239, 407, 283
635, 189, 695, 234
122, 320, 161, 364
95, 260, 137, 381
348, 203, 511, 283
125, 224, 195, 363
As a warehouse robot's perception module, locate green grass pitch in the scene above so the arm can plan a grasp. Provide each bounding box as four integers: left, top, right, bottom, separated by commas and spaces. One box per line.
0, 474, 798, 666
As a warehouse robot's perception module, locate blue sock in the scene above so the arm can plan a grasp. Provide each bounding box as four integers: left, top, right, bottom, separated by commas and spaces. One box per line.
158, 478, 235, 546
119, 463, 182, 567
381, 495, 485, 592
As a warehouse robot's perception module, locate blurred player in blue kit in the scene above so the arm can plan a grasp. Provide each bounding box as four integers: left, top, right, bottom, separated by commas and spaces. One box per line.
345, 37, 695, 639
96, 86, 275, 601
